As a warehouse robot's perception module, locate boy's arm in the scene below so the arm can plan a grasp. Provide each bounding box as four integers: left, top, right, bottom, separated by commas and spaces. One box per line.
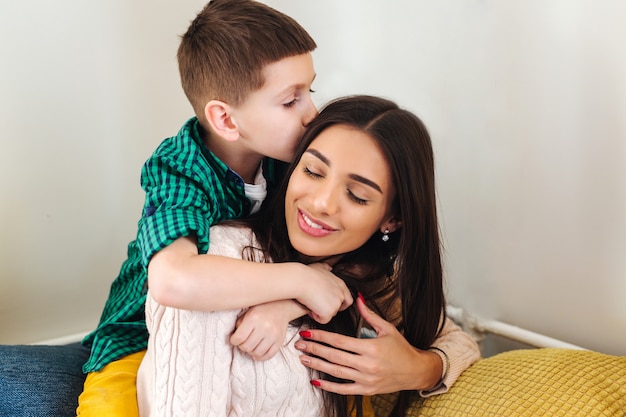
147, 236, 353, 324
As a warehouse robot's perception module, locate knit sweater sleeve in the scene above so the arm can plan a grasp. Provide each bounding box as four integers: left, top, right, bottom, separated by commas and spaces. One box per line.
207, 224, 257, 258
419, 316, 481, 397
137, 225, 324, 417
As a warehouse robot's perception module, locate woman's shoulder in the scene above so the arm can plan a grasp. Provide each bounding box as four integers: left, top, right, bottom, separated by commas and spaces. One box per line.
208, 224, 260, 259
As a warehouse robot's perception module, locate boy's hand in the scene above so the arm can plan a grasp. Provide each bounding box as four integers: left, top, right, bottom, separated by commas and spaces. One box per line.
298, 263, 353, 324
230, 299, 307, 361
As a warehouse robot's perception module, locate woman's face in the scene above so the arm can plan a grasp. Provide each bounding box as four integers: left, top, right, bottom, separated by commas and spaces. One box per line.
285, 124, 397, 259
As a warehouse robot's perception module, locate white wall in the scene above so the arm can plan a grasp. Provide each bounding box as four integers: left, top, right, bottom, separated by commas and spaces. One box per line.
1, 1, 624, 355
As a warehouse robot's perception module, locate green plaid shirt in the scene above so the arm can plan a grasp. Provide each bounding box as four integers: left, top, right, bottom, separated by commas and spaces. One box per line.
82, 117, 284, 372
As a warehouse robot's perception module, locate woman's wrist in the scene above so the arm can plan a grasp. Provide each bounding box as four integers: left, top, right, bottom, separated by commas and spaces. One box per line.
422, 347, 449, 392
411, 348, 445, 391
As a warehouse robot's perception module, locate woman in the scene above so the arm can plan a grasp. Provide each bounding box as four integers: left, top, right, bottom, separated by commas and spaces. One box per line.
137, 95, 479, 417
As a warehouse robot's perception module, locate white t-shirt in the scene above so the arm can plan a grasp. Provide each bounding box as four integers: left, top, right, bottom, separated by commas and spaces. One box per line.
244, 163, 267, 215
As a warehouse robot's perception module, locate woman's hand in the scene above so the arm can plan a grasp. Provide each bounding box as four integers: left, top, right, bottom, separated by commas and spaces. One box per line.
294, 295, 443, 395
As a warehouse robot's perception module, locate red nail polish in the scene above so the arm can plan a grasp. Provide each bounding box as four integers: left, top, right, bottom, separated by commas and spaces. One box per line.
310, 379, 321, 387
358, 292, 366, 304
299, 330, 312, 338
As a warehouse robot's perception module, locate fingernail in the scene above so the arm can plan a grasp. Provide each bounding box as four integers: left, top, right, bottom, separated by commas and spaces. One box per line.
310, 379, 321, 387
300, 356, 311, 365
358, 292, 366, 304
295, 341, 305, 350
299, 330, 312, 338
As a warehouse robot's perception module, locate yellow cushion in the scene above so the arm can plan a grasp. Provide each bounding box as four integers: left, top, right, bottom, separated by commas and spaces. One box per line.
371, 348, 626, 416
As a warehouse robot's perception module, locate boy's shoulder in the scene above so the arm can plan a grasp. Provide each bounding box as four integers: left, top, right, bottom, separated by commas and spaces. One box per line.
142, 117, 287, 195
144, 117, 224, 179
151, 117, 203, 160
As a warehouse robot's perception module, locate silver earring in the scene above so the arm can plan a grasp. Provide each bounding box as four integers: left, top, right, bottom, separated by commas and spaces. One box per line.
382, 229, 390, 242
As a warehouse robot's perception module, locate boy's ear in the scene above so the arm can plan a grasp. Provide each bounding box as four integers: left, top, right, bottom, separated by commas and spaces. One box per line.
204, 100, 239, 142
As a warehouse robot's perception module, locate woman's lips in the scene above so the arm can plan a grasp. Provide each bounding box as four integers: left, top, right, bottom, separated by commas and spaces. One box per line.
297, 209, 336, 237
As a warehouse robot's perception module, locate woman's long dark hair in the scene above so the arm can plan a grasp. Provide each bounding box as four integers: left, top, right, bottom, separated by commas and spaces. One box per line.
234, 95, 445, 417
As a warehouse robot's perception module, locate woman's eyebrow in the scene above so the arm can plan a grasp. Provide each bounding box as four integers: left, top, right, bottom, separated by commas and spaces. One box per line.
349, 174, 382, 193
305, 149, 329, 165
304, 149, 382, 193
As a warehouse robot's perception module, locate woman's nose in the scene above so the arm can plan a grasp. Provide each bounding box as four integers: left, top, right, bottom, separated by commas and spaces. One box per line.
311, 182, 338, 216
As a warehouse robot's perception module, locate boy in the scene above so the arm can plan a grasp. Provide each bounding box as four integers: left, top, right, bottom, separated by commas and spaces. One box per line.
77, 1, 353, 415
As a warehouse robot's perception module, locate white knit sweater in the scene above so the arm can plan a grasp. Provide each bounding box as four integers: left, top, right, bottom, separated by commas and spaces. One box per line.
136, 225, 480, 416
137, 225, 324, 417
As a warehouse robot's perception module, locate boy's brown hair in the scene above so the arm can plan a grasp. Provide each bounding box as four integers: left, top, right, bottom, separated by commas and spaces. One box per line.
178, 0, 317, 119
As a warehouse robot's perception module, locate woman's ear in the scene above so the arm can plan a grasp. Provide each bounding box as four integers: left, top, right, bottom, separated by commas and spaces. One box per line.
381, 216, 402, 234
204, 100, 239, 142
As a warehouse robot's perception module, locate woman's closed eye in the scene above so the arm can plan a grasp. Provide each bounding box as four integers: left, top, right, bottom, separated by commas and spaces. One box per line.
347, 189, 368, 205
303, 167, 369, 204
303, 166, 323, 178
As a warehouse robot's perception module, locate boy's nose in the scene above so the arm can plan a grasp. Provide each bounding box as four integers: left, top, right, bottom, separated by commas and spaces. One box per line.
302, 97, 318, 126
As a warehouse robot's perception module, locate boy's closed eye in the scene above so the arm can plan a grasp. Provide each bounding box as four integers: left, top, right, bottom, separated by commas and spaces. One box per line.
283, 86, 315, 108
284, 98, 298, 108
